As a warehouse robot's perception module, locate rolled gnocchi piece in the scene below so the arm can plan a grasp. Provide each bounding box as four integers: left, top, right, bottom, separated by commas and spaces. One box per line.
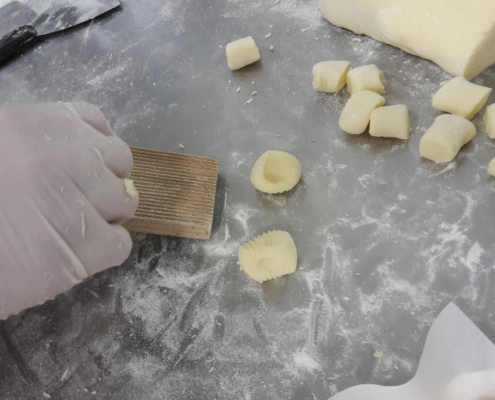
238, 230, 297, 283
250, 151, 301, 194
483, 103, 495, 139
339, 90, 385, 134
432, 77, 492, 120
226, 36, 261, 70
489, 158, 495, 177
312, 61, 351, 93
346, 64, 385, 95
369, 105, 410, 139
419, 114, 476, 163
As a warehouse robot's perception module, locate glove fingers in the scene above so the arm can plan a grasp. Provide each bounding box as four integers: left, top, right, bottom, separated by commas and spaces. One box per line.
82, 222, 133, 276
51, 186, 133, 276
62, 102, 133, 178
88, 172, 139, 224
94, 135, 134, 179
34, 177, 134, 280
65, 102, 116, 136
64, 147, 138, 224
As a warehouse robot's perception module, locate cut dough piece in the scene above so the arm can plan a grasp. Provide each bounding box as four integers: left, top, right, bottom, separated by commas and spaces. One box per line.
226, 37, 261, 70
250, 151, 301, 194
312, 61, 351, 93
318, 0, 495, 80
346, 64, 385, 95
419, 115, 476, 163
369, 105, 410, 139
484, 104, 495, 139
238, 230, 297, 283
339, 90, 385, 135
432, 77, 491, 120
489, 158, 495, 176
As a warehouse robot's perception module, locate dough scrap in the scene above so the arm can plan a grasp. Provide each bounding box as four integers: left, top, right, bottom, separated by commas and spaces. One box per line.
419, 114, 476, 163
250, 151, 301, 194
339, 90, 385, 135
124, 179, 138, 197
226, 37, 261, 70
432, 77, 491, 120
318, 0, 495, 80
489, 158, 495, 177
483, 104, 495, 139
312, 61, 350, 93
238, 230, 297, 283
369, 105, 410, 139
346, 64, 385, 95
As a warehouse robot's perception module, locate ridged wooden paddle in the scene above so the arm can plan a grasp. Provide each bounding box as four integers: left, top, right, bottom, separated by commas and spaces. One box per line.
123, 147, 218, 240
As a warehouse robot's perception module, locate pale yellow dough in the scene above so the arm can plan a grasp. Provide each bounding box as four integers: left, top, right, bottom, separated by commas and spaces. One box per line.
489, 158, 495, 177
346, 64, 385, 95
369, 105, 410, 139
225, 37, 261, 70
318, 0, 495, 80
419, 115, 476, 163
250, 151, 301, 194
312, 61, 351, 93
432, 77, 491, 120
238, 231, 298, 283
339, 90, 385, 135
124, 179, 138, 197
484, 104, 495, 139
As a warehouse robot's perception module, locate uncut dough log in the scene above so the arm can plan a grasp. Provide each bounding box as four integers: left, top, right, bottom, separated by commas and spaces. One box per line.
339, 90, 385, 135
419, 115, 476, 163
369, 105, 410, 139
433, 77, 491, 120
226, 36, 260, 70
346, 64, 385, 95
312, 61, 350, 93
251, 151, 301, 194
318, 0, 495, 80
489, 158, 495, 177
484, 104, 495, 139
238, 230, 297, 283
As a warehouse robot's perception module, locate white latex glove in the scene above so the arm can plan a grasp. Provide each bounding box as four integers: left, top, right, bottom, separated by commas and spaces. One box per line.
0, 102, 138, 320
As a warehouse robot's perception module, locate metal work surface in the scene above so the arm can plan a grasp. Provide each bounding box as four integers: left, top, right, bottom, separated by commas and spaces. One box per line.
0, 0, 494, 399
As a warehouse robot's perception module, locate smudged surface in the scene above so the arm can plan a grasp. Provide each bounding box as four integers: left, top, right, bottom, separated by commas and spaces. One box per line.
0, 0, 495, 399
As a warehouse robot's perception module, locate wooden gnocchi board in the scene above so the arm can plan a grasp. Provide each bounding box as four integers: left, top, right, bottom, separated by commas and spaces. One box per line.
123, 147, 218, 240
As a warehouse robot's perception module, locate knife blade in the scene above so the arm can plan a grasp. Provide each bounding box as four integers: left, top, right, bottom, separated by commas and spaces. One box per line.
0, 0, 120, 64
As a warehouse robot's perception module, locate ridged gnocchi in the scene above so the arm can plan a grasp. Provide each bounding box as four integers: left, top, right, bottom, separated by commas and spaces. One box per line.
238, 230, 297, 283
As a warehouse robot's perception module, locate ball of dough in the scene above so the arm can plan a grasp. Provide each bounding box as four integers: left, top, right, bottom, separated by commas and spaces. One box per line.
339, 90, 385, 135
225, 36, 261, 70
369, 105, 410, 139
419, 114, 476, 163
346, 64, 385, 95
484, 103, 495, 139
250, 151, 301, 194
312, 61, 351, 93
432, 77, 492, 120
489, 158, 495, 177
238, 230, 298, 283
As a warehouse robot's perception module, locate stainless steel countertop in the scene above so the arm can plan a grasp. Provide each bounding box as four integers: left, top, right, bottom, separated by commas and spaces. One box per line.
0, 1, 494, 399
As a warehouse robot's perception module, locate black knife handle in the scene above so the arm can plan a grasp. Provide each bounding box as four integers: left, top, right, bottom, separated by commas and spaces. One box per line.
0, 25, 37, 64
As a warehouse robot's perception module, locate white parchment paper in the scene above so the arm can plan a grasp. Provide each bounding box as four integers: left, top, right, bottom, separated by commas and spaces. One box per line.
329, 303, 495, 400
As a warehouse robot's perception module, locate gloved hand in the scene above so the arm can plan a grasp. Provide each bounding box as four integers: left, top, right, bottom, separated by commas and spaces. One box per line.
0, 102, 138, 320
